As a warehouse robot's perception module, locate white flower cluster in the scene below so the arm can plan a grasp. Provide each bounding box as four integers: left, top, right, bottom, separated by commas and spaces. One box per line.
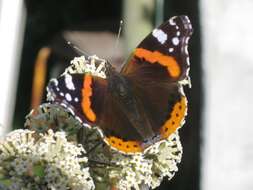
147, 132, 183, 188
63, 55, 106, 78
107, 132, 182, 190
109, 154, 152, 190
0, 129, 94, 190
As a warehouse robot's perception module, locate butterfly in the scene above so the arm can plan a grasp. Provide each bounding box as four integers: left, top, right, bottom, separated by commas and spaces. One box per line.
47, 15, 193, 154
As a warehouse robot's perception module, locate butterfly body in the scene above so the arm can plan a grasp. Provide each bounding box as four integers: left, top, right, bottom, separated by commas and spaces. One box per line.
105, 67, 155, 141
47, 15, 193, 154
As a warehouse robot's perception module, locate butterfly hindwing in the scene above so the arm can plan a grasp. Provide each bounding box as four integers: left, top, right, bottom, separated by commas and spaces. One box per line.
98, 93, 148, 153
128, 77, 187, 140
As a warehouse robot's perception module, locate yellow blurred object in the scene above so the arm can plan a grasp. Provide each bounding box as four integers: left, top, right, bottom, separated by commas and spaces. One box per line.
31, 47, 51, 109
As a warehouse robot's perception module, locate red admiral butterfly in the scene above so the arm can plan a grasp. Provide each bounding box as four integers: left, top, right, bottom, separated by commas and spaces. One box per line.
47, 15, 193, 154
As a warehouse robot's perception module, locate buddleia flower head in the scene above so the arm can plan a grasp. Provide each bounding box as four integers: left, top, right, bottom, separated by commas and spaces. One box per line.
0, 129, 94, 190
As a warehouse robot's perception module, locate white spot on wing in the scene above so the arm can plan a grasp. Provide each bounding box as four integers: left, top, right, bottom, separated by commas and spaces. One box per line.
67, 107, 74, 115
60, 102, 67, 108
186, 57, 190, 65
60, 92, 64, 96
83, 123, 91, 128
186, 67, 190, 76
185, 37, 190, 44
169, 17, 176, 25
169, 48, 174, 52
65, 74, 75, 90
75, 116, 82, 124
185, 45, 189, 54
74, 97, 79, 102
65, 93, 72, 101
185, 16, 190, 23
172, 37, 180, 46
152, 29, 167, 44
51, 79, 58, 86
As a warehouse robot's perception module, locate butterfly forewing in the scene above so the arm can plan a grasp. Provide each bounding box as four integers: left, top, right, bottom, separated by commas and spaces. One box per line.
47, 73, 108, 125
121, 15, 193, 81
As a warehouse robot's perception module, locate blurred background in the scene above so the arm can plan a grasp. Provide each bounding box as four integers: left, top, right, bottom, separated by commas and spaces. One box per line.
0, 0, 252, 189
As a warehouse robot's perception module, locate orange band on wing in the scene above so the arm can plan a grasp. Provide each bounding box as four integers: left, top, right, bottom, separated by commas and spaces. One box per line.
134, 48, 180, 78
81, 74, 96, 122
105, 136, 143, 153
160, 96, 187, 139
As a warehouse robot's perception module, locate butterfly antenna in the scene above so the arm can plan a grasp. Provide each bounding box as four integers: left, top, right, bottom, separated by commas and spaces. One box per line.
112, 20, 123, 55
67, 41, 89, 57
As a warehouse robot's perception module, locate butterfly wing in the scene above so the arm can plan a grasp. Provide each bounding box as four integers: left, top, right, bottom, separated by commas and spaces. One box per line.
47, 73, 108, 126
121, 15, 193, 82
47, 73, 149, 153
98, 92, 151, 153
129, 77, 187, 140
100, 78, 188, 153
120, 15, 192, 141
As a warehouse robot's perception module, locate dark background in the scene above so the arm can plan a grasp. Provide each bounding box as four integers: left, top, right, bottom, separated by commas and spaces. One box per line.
13, 0, 202, 189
